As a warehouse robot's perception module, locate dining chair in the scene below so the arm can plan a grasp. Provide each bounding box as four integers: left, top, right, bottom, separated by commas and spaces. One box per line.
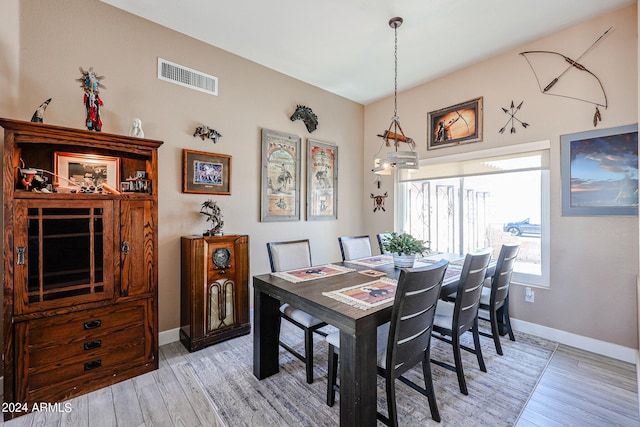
266, 239, 328, 384
431, 250, 492, 395
376, 232, 391, 254
478, 243, 520, 355
326, 260, 449, 425
338, 235, 373, 261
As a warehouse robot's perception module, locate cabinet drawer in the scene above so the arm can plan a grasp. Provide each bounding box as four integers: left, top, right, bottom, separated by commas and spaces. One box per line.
27, 303, 145, 348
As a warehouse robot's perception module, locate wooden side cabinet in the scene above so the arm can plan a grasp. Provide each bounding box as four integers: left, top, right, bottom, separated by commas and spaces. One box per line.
180, 235, 251, 351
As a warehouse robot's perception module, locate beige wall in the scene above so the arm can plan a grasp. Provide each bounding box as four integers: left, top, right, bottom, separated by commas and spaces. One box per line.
364, 5, 639, 349
6, 0, 364, 333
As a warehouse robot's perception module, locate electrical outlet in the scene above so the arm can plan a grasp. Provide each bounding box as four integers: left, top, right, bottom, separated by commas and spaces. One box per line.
525, 287, 535, 303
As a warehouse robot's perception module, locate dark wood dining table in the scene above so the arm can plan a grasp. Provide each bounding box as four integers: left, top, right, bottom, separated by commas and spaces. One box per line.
252, 253, 495, 427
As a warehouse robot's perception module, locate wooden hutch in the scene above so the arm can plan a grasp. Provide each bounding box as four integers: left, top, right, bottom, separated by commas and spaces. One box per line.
1, 118, 162, 419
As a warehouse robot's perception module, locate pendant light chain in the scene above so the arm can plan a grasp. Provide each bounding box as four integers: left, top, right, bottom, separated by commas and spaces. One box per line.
393, 23, 398, 128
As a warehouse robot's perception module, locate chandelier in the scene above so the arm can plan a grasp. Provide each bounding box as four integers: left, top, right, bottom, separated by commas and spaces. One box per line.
373, 17, 418, 175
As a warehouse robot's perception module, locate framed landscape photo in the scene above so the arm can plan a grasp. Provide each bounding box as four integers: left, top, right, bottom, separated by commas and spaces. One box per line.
307, 139, 338, 220
427, 97, 483, 150
182, 149, 231, 195
561, 123, 638, 216
54, 152, 120, 190
261, 129, 301, 222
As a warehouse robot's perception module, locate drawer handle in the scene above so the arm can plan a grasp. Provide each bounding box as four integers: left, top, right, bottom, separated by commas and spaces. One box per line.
84, 360, 102, 371
84, 340, 102, 351
83, 320, 102, 330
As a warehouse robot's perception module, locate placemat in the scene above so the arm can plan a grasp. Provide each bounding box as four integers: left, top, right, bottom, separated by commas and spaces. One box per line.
270, 264, 355, 283
345, 255, 394, 267
322, 277, 397, 310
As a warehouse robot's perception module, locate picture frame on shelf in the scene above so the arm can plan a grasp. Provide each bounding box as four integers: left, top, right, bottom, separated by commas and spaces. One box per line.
260, 128, 301, 222
307, 138, 338, 220
54, 152, 120, 190
182, 149, 231, 195
561, 123, 638, 216
427, 97, 483, 150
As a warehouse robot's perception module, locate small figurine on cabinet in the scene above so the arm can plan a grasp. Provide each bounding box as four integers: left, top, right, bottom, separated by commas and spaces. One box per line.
129, 117, 145, 138
200, 199, 224, 236
30, 98, 52, 123
77, 66, 105, 131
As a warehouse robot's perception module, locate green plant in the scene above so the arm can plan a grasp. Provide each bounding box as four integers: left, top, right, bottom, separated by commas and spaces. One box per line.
381, 232, 430, 256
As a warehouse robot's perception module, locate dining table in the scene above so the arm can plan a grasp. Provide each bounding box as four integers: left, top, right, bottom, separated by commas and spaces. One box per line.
252, 252, 496, 427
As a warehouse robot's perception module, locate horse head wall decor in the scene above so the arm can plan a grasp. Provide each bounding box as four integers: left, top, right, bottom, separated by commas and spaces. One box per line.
290, 105, 318, 133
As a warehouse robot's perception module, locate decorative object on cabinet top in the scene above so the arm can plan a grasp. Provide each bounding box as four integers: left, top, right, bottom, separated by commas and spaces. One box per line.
200, 199, 224, 236
129, 117, 144, 137
30, 98, 51, 123
77, 66, 105, 132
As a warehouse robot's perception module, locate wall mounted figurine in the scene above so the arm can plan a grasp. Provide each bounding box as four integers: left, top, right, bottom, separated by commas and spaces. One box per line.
290, 105, 318, 133
371, 192, 388, 212
30, 98, 51, 123
499, 101, 529, 134
129, 117, 145, 138
193, 125, 222, 143
77, 66, 105, 131
519, 27, 611, 127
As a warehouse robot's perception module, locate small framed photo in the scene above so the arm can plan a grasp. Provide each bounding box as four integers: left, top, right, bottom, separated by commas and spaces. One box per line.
182, 149, 231, 195
136, 170, 147, 179
561, 124, 638, 216
427, 97, 483, 150
54, 152, 120, 190
120, 182, 132, 193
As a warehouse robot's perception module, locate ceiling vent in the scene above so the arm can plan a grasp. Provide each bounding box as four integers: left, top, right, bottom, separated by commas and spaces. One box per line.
157, 58, 218, 96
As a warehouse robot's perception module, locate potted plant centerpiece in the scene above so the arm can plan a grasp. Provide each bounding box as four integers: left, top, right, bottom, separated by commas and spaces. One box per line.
381, 232, 430, 268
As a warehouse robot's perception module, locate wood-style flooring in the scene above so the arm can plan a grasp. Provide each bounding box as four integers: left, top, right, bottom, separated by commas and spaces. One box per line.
2, 340, 638, 426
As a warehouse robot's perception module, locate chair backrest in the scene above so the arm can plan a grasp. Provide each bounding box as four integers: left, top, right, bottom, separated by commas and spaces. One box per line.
386, 259, 449, 378
338, 235, 372, 261
266, 239, 312, 272
490, 243, 520, 310
453, 251, 492, 335
376, 233, 391, 254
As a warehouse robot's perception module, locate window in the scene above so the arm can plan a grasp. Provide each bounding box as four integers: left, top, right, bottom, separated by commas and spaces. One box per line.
398, 144, 549, 286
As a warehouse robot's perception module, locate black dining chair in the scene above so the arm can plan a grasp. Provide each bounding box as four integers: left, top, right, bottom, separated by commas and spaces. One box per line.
431, 250, 492, 395
338, 235, 373, 261
478, 243, 520, 355
376, 232, 391, 254
326, 260, 449, 425
266, 239, 327, 384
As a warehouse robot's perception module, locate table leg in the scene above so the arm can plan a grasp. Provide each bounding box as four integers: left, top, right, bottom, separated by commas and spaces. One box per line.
339, 316, 378, 427
253, 285, 281, 379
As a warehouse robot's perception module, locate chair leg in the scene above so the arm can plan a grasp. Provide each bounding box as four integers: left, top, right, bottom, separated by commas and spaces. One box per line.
472, 320, 487, 373
326, 345, 338, 406
504, 297, 516, 341
489, 307, 504, 356
452, 332, 468, 395
304, 327, 314, 384
385, 372, 398, 427
422, 349, 441, 422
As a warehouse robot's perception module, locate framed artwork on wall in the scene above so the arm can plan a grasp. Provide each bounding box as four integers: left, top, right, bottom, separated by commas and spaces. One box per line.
54, 152, 120, 190
307, 139, 338, 220
427, 97, 483, 150
182, 149, 232, 195
261, 129, 301, 222
561, 123, 638, 216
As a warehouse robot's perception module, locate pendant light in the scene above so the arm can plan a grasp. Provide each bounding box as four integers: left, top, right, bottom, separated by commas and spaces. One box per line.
373, 17, 418, 175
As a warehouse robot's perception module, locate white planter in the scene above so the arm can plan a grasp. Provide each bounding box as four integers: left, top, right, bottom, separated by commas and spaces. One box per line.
392, 253, 417, 268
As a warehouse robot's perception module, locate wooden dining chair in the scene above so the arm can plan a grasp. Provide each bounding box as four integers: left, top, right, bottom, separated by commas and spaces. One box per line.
266, 239, 327, 383
326, 260, 449, 425
376, 233, 391, 254
431, 250, 492, 395
478, 243, 520, 355
338, 235, 372, 261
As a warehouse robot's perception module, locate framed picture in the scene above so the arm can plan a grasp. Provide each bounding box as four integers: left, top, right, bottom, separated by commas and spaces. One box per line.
54, 152, 120, 190
427, 97, 483, 150
307, 139, 338, 220
182, 149, 231, 195
561, 123, 638, 216
261, 129, 301, 222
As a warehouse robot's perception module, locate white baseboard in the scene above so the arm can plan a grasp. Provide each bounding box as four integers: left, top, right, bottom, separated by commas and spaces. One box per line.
159, 327, 181, 346
511, 318, 636, 364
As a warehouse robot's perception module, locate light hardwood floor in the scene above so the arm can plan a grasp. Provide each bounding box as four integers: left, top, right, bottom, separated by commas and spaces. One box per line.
2, 340, 638, 426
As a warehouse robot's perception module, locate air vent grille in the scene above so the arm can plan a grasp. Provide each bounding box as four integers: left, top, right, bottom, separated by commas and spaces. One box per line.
157, 58, 218, 96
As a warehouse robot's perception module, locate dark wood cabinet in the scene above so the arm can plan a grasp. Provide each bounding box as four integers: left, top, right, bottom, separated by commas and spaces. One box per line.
180, 235, 251, 351
1, 118, 162, 420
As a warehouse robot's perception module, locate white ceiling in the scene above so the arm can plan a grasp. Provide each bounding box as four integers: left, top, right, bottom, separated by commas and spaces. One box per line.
100, 0, 634, 105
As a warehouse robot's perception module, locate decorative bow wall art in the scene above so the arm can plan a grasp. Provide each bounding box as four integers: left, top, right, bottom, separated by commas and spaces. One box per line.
519, 26, 611, 127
